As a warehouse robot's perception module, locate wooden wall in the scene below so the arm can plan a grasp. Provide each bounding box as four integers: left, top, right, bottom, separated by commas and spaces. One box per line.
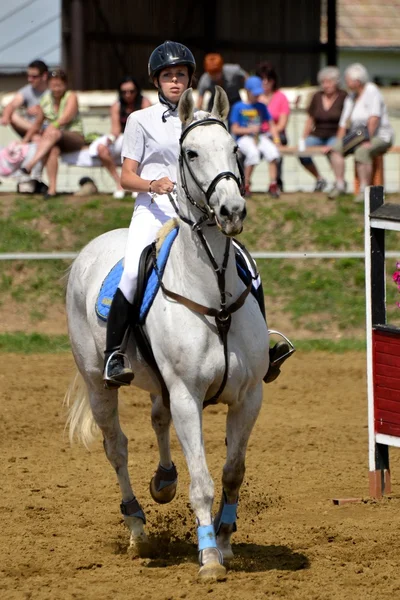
62, 0, 324, 90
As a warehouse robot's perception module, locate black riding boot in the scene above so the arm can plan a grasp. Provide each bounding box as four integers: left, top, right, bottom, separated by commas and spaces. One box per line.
103, 288, 134, 389
253, 283, 294, 383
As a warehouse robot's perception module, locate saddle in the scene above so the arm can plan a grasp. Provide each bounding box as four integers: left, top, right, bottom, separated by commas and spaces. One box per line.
96, 226, 258, 406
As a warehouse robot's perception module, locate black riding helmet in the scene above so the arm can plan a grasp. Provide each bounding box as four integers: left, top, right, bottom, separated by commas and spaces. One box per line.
148, 40, 196, 84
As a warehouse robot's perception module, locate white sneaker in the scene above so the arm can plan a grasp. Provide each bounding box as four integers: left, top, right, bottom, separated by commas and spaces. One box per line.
113, 189, 125, 199
328, 182, 346, 200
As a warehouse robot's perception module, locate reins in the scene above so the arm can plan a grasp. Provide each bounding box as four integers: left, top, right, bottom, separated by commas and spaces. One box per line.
158, 117, 250, 405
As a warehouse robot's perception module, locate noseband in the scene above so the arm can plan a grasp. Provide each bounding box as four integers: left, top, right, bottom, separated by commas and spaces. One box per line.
176, 118, 245, 228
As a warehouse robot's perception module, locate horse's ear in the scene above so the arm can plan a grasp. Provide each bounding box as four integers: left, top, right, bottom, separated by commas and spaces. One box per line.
211, 86, 230, 121
178, 88, 195, 126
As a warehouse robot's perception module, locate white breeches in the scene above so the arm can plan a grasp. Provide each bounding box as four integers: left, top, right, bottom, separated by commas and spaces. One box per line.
119, 202, 174, 303
118, 202, 261, 305
237, 134, 280, 166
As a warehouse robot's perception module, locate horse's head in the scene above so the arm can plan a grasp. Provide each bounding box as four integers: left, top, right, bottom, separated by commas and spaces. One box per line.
177, 86, 246, 236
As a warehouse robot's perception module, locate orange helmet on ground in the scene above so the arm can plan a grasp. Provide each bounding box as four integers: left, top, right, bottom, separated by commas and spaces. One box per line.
204, 53, 224, 75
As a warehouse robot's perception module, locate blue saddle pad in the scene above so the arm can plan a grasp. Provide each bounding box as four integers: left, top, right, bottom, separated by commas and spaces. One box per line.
96, 226, 179, 322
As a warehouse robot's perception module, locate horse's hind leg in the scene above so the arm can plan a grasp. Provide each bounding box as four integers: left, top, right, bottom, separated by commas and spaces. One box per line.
215, 385, 263, 561
88, 385, 150, 557
169, 386, 226, 581
149, 394, 178, 504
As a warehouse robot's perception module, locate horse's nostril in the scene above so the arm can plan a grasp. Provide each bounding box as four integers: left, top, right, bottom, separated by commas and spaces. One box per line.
220, 204, 231, 218
220, 204, 246, 221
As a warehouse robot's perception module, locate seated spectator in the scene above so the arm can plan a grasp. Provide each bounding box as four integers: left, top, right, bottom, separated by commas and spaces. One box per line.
21, 68, 85, 198
230, 76, 281, 198
328, 63, 394, 202
299, 66, 347, 192
94, 76, 151, 198
0, 60, 48, 139
196, 53, 247, 117
256, 62, 290, 191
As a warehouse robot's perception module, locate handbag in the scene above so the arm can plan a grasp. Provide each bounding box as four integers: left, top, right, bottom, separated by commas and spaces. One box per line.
0, 141, 30, 176
342, 126, 369, 156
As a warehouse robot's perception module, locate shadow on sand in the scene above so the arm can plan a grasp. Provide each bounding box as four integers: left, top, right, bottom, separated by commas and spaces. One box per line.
135, 535, 309, 572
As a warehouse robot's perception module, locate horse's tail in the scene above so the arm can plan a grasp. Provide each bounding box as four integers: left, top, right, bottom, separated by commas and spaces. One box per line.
64, 371, 99, 448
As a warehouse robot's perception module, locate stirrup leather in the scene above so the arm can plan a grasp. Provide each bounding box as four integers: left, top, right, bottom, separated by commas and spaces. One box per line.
103, 351, 134, 388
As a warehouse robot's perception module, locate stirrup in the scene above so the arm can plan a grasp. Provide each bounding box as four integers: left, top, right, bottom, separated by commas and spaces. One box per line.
103, 351, 134, 389
264, 330, 296, 384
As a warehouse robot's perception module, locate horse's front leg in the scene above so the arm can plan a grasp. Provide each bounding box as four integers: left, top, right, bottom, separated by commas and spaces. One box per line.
149, 394, 178, 504
169, 384, 226, 582
88, 386, 150, 557
215, 384, 263, 561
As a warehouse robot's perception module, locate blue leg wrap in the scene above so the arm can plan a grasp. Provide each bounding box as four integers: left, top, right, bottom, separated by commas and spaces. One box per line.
214, 497, 238, 534
197, 524, 217, 551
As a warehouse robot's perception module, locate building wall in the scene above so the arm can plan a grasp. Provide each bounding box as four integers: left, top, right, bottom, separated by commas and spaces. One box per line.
62, 0, 323, 90
338, 51, 400, 86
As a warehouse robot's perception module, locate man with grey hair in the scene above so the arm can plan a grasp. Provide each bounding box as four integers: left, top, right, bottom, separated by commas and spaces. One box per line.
328, 63, 394, 202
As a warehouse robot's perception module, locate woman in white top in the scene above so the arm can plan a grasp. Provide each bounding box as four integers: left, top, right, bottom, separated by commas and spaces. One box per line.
103, 41, 197, 387
104, 41, 292, 388
329, 63, 394, 202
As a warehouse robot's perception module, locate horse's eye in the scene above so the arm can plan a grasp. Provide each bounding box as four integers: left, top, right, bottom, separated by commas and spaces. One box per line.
233, 145, 238, 154
186, 150, 198, 160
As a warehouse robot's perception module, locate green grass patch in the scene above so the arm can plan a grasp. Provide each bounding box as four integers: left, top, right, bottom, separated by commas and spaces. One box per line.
0, 332, 70, 353
2, 192, 400, 339
0, 332, 366, 354
294, 338, 366, 352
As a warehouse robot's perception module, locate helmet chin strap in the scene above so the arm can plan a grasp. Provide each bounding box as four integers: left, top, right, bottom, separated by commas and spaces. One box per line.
158, 91, 178, 122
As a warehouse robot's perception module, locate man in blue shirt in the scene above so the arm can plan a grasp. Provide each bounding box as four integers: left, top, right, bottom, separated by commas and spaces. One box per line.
230, 76, 281, 197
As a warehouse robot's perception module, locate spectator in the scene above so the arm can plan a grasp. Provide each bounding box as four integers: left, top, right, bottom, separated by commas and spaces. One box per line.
196, 53, 247, 116
0, 59, 48, 139
229, 76, 281, 198
256, 62, 290, 191
21, 68, 85, 198
93, 76, 151, 198
299, 66, 347, 192
328, 63, 394, 202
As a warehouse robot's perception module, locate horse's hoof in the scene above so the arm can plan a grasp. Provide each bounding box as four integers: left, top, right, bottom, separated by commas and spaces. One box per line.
149, 478, 177, 504
198, 561, 227, 582
128, 534, 152, 559
149, 464, 178, 504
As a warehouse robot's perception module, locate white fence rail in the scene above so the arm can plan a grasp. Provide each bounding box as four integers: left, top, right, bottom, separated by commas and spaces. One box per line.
1, 251, 400, 261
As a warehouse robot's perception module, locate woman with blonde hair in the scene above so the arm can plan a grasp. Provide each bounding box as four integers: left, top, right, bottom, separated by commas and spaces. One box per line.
21, 68, 85, 198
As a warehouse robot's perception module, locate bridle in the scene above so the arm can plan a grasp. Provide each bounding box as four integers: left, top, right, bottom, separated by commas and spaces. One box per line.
168, 118, 245, 231
158, 117, 251, 406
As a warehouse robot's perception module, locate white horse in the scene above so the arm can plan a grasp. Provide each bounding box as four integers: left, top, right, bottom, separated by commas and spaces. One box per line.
65, 87, 269, 581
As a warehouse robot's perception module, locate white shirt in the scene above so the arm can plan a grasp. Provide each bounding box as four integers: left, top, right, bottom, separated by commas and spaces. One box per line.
339, 82, 394, 143
122, 102, 182, 212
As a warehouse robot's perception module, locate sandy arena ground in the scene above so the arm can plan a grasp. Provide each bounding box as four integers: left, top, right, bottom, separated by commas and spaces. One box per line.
2, 352, 400, 600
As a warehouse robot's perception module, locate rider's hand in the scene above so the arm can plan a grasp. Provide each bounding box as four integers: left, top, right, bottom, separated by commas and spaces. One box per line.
150, 177, 175, 195
0, 115, 10, 126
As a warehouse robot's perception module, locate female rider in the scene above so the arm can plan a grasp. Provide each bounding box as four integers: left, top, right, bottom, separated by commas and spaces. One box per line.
103, 41, 292, 388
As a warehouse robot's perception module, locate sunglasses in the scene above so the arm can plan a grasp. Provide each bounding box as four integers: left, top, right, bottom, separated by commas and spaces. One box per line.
49, 69, 67, 81
27, 73, 41, 79
121, 88, 136, 95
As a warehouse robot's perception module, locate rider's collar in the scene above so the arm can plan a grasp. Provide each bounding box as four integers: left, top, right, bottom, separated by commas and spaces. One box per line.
159, 92, 177, 122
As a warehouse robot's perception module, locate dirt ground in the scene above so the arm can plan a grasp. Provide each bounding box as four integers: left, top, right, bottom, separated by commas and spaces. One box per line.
2, 353, 400, 599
